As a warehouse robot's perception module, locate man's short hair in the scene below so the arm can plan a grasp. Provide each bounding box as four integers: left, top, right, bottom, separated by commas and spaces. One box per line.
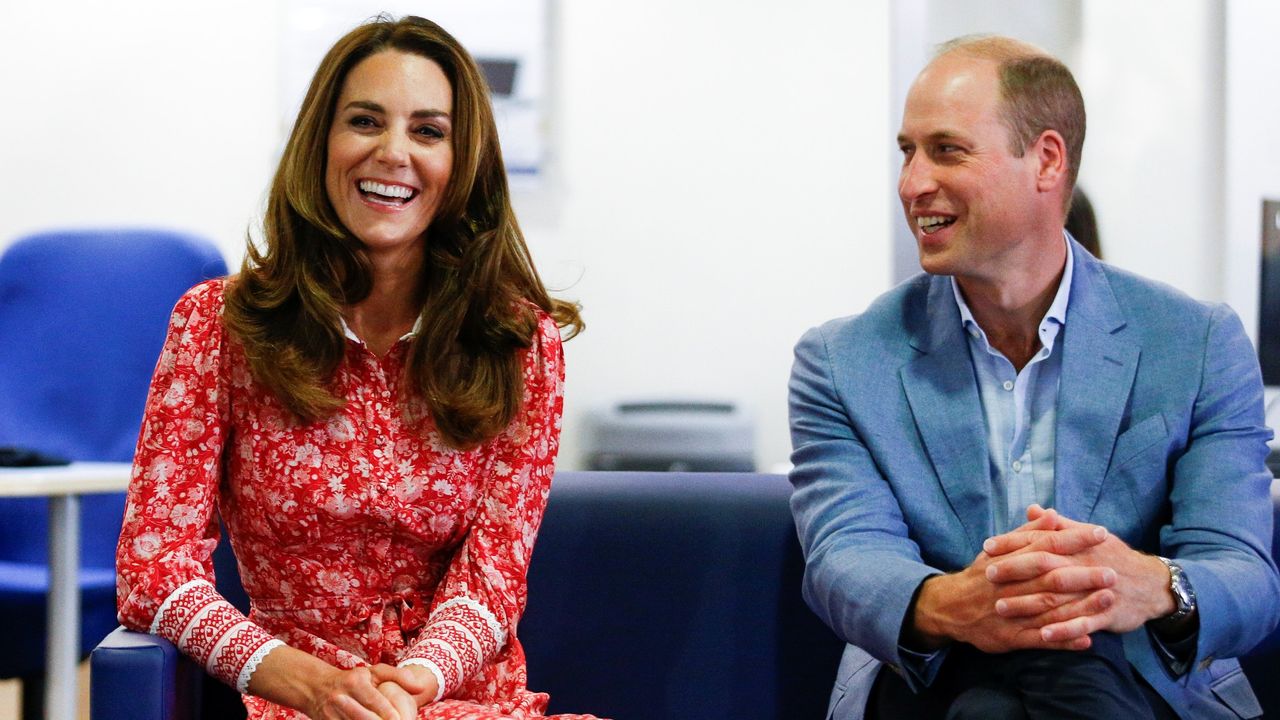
936, 35, 1086, 210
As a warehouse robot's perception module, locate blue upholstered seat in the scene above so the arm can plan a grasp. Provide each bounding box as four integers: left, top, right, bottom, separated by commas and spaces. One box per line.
90, 473, 1280, 720
91, 471, 843, 720
0, 228, 227, 716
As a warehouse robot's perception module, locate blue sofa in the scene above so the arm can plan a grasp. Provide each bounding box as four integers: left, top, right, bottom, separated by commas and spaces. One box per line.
88, 474, 1280, 719
90, 472, 843, 720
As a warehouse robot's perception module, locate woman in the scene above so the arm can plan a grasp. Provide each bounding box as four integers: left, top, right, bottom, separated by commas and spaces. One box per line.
116, 15, 598, 720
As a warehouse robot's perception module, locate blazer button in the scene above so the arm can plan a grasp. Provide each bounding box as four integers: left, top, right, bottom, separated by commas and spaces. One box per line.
1198, 655, 1215, 672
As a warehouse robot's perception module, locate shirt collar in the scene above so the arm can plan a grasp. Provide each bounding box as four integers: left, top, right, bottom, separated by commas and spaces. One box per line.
950, 232, 1074, 349
339, 314, 423, 346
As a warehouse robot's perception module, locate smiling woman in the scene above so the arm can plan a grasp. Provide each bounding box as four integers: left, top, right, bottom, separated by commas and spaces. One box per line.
324, 51, 454, 259
114, 14, 598, 720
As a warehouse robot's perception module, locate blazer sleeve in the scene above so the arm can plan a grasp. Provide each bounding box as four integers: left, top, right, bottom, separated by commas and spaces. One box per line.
397, 310, 565, 701
116, 281, 284, 694
1161, 304, 1280, 670
788, 324, 943, 675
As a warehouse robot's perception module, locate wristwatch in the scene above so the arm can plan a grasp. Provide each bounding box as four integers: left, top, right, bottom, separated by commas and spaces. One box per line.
1156, 556, 1197, 622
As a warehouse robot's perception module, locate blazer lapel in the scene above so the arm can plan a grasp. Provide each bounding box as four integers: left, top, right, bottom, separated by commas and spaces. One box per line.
901, 277, 993, 554
1053, 247, 1140, 521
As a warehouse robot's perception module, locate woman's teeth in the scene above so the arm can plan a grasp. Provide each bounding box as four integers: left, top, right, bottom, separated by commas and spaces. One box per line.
358, 180, 415, 203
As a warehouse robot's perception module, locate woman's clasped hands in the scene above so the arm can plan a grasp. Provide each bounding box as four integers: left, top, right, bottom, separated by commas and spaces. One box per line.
304, 663, 439, 720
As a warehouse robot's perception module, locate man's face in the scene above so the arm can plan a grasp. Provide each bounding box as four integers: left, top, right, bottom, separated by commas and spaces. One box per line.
896, 53, 1044, 282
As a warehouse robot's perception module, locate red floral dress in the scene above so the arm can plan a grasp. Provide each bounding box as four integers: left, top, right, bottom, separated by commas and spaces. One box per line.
116, 279, 599, 720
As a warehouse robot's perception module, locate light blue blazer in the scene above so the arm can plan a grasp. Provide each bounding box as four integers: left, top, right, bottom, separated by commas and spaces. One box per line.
788, 241, 1280, 719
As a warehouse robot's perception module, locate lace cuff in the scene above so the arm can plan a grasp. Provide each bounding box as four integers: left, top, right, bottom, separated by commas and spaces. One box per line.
399, 597, 506, 699
150, 579, 282, 692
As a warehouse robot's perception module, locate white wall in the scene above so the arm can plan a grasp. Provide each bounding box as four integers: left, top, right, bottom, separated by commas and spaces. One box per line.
1077, 0, 1225, 302
0, 0, 282, 265
1223, 0, 1280, 346
7, 1, 1271, 469
545, 2, 891, 469
0, 1, 894, 471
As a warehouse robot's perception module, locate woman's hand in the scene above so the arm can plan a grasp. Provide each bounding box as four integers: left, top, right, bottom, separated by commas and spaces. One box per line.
377, 680, 419, 720
249, 645, 411, 719
303, 665, 407, 720
369, 664, 440, 711
247, 643, 439, 719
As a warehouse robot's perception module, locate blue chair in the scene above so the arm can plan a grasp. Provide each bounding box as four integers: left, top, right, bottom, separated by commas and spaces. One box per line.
0, 228, 227, 719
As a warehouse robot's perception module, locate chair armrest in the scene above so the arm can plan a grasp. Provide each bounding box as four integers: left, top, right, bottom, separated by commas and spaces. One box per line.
90, 627, 200, 720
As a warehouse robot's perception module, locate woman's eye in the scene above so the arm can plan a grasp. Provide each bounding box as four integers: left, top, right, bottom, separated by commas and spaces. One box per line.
349, 115, 377, 129
415, 125, 445, 139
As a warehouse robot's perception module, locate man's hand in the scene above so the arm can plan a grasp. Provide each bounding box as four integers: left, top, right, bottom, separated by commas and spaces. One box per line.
908, 508, 1113, 653
983, 505, 1175, 642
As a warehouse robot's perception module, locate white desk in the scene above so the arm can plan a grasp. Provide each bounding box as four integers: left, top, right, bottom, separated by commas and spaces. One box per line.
0, 462, 133, 720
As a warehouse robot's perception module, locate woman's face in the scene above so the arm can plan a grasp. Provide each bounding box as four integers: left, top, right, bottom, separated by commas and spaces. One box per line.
325, 50, 454, 257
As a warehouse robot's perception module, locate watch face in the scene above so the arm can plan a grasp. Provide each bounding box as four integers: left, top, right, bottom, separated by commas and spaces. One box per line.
1160, 557, 1195, 617
1169, 564, 1195, 613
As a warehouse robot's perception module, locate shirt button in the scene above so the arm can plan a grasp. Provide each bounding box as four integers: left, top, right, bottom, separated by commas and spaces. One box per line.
968, 327, 980, 339
1002, 380, 1014, 391
1012, 460, 1023, 473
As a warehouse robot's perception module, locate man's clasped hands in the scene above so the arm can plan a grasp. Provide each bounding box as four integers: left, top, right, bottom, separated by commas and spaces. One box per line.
909, 505, 1177, 654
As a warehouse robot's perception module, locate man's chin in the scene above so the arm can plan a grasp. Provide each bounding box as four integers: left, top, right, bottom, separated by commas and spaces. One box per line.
917, 249, 957, 277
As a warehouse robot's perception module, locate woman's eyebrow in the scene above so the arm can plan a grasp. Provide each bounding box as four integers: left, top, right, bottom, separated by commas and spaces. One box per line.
341, 100, 450, 120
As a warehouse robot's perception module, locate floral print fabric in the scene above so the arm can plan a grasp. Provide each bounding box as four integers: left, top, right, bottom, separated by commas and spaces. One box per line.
116, 279, 597, 720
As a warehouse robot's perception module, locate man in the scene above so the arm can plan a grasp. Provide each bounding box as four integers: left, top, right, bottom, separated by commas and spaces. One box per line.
788, 35, 1279, 719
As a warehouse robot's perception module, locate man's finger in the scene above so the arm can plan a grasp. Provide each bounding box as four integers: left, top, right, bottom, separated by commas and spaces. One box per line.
995, 590, 1086, 618
996, 564, 1118, 599
996, 580, 1116, 618
985, 550, 1072, 583
983, 528, 1047, 557
1039, 525, 1108, 555
1039, 607, 1110, 642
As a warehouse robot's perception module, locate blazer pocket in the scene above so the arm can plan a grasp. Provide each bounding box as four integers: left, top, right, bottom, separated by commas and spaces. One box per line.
1107, 414, 1169, 474
1207, 660, 1263, 719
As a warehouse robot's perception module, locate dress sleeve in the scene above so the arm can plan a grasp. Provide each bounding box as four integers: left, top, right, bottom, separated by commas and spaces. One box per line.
398, 310, 565, 701
116, 280, 284, 693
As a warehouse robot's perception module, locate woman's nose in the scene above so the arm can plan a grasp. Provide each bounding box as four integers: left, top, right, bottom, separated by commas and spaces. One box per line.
375, 131, 409, 167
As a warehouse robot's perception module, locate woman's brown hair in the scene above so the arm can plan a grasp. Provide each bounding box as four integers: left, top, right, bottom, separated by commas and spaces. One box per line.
223, 14, 581, 447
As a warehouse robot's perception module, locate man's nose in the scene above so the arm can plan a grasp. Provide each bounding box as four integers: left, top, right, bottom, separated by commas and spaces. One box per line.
898, 155, 938, 201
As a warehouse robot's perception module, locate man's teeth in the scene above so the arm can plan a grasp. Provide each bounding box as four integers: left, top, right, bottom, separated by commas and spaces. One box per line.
358, 180, 414, 199
917, 215, 954, 234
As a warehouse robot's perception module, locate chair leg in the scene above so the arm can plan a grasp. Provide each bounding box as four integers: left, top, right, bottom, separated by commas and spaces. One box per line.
19, 673, 44, 720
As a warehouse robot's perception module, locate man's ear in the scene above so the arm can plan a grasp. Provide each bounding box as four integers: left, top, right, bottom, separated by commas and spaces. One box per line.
1032, 129, 1069, 194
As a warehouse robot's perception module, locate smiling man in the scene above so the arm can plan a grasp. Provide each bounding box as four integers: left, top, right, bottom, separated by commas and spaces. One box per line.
788, 36, 1279, 719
